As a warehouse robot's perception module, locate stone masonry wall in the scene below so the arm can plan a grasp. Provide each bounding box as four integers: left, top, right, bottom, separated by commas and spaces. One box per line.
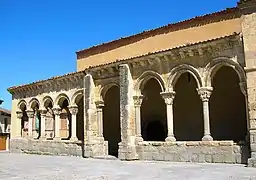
10, 139, 83, 157
136, 141, 249, 164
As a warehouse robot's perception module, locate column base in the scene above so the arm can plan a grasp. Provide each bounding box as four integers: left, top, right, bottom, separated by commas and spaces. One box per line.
70, 137, 79, 142
248, 157, 256, 168
202, 135, 213, 141
39, 136, 47, 140
165, 136, 176, 142
135, 136, 143, 144
53, 137, 61, 141
98, 136, 105, 143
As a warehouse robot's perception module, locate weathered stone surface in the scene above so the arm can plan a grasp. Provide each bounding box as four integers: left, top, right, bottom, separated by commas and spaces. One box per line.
135, 142, 249, 164
10, 139, 83, 157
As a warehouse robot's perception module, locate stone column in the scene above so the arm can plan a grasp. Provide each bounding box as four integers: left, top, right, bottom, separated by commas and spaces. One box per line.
69, 105, 79, 141
197, 87, 213, 141
133, 95, 144, 142
39, 109, 47, 139
16, 111, 23, 138
161, 91, 176, 142
26, 110, 34, 139
95, 100, 104, 140
52, 107, 61, 140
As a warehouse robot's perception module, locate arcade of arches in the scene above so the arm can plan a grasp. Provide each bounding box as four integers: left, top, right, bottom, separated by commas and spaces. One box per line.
17, 94, 84, 142
15, 64, 248, 156
135, 67, 247, 144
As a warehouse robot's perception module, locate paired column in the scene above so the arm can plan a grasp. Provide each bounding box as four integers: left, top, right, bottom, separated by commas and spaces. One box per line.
52, 107, 61, 140
161, 91, 176, 142
39, 109, 47, 139
197, 87, 213, 141
26, 110, 34, 139
133, 95, 144, 142
95, 100, 104, 139
69, 105, 79, 141
16, 111, 23, 138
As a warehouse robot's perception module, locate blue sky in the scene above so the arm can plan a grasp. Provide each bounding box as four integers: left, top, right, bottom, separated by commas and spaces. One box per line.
0, 0, 238, 110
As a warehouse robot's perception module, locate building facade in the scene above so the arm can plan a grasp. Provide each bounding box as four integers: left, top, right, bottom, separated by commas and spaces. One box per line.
7, 1, 256, 167
0, 107, 11, 150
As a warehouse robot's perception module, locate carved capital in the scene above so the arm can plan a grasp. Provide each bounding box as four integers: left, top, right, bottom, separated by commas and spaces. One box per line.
16, 111, 23, 119
52, 107, 61, 116
95, 100, 104, 108
26, 110, 34, 118
39, 108, 47, 116
197, 87, 213, 102
160, 91, 176, 105
69, 106, 79, 115
133, 95, 144, 106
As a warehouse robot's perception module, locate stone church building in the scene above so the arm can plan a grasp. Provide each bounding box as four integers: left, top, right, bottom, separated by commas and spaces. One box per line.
7, 0, 256, 167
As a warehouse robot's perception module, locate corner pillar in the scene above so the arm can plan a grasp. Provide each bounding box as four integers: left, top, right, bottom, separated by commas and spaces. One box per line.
197, 87, 213, 141
239, 0, 256, 167
161, 91, 176, 142
119, 64, 137, 160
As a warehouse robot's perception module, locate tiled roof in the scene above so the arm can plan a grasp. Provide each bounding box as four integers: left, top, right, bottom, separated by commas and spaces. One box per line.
81, 33, 239, 70
0, 107, 11, 115
7, 71, 85, 94
76, 7, 239, 59
7, 32, 239, 94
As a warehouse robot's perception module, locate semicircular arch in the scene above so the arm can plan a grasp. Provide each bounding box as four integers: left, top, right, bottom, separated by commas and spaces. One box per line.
204, 57, 246, 87
55, 93, 70, 107
71, 90, 84, 105
135, 70, 166, 95
167, 64, 203, 90
100, 83, 119, 101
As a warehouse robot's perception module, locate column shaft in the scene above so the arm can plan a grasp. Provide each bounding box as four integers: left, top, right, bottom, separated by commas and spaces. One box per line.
26, 110, 34, 138
161, 91, 176, 142
53, 108, 61, 140
69, 106, 79, 141
16, 111, 23, 138
198, 87, 213, 141
96, 100, 104, 143
133, 95, 143, 142
40, 109, 47, 139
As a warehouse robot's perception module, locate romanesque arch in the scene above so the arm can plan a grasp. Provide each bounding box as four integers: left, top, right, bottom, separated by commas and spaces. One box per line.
204, 57, 247, 88
205, 57, 248, 142
167, 64, 202, 91
71, 90, 84, 141
28, 98, 40, 110
28, 98, 41, 139
135, 70, 165, 95
101, 84, 121, 157
139, 74, 167, 141
17, 100, 28, 138
169, 64, 203, 141
55, 93, 70, 107
42, 96, 54, 139
55, 93, 71, 139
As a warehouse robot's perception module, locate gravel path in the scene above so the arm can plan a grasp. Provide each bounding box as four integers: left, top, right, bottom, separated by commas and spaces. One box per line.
0, 152, 256, 180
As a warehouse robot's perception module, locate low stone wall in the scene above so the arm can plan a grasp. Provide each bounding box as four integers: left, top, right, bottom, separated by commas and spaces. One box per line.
136, 141, 249, 164
10, 138, 83, 157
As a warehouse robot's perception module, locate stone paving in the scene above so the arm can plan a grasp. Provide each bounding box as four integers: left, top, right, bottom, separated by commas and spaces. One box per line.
0, 152, 256, 180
